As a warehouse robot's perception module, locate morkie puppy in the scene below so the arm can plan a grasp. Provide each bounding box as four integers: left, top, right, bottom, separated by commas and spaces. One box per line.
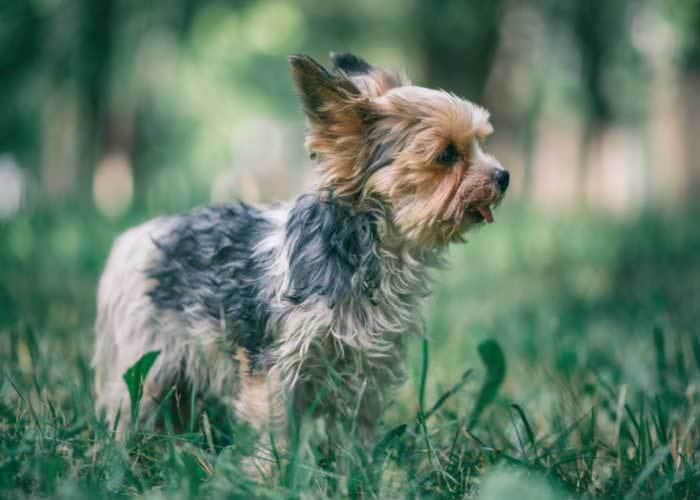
93, 52, 509, 461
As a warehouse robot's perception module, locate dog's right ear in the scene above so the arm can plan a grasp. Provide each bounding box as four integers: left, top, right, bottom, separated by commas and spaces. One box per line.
330, 52, 373, 76
289, 54, 363, 125
330, 51, 407, 97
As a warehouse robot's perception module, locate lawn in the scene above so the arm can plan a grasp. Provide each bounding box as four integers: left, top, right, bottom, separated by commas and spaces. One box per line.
1, 201, 699, 498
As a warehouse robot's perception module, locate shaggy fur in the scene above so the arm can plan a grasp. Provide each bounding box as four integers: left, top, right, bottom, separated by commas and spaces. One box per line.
92, 52, 509, 467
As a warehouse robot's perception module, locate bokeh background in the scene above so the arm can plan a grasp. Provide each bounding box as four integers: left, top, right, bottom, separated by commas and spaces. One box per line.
1, 0, 700, 497
3, 0, 700, 217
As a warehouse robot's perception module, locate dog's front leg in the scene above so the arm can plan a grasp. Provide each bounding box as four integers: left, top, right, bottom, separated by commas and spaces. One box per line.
233, 354, 288, 480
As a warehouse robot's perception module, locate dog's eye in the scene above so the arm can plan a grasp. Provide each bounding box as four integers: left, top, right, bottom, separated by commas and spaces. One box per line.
437, 143, 458, 165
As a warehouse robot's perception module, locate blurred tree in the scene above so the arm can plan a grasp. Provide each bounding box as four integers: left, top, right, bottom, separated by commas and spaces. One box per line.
669, 0, 700, 196
569, 0, 618, 198
0, 1, 43, 171
414, 0, 505, 102
0, 0, 684, 212
77, 0, 116, 200
547, 0, 649, 199
0, 0, 240, 210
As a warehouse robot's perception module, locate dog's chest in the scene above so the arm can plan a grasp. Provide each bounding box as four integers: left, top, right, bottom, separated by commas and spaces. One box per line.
274, 256, 429, 416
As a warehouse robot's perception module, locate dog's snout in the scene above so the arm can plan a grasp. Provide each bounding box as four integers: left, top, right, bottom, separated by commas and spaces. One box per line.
493, 169, 510, 193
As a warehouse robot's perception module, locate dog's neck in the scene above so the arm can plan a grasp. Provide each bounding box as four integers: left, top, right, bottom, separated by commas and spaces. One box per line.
283, 190, 438, 318
279, 190, 438, 315
320, 188, 446, 267
274, 191, 435, 402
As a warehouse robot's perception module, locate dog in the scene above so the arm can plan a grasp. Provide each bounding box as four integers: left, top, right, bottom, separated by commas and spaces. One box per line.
92, 52, 508, 464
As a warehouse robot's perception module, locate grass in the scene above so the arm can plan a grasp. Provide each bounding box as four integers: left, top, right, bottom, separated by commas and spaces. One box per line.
1, 201, 700, 498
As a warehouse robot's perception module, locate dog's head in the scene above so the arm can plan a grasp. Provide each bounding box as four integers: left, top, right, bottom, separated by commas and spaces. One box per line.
290, 52, 509, 247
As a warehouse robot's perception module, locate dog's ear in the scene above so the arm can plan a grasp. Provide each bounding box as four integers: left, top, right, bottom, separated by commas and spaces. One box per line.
330, 52, 373, 76
289, 54, 364, 124
330, 51, 407, 97
289, 54, 375, 197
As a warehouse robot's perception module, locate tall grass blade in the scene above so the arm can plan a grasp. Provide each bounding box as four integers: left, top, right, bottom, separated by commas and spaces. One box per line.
423, 368, 473, 422
189, 379, 198, 433
510, 404, 536, 454
418, 338, 429, 416
468, 339, 506, 428
372, 424, 407, 463
5, 372, 43, 435
122, 350, 161, 426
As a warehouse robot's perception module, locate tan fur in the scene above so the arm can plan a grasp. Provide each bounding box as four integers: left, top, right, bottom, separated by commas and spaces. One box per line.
235, 350, 285, 433
365, 89, 502, 245
291, 59, 505, 246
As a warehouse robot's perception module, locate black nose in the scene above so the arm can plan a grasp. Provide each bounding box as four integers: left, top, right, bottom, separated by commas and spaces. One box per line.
494, 169, 510, 192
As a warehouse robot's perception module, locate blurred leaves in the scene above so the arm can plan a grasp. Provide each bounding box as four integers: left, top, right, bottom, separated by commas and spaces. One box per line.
2, 0, 693, 215
468, 339, 506, 428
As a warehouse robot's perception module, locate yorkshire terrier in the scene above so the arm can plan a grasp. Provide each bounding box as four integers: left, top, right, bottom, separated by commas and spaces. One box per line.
93, 52, 509, 464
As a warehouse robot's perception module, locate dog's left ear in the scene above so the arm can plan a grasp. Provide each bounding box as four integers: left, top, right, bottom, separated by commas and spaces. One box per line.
289, 55, 366, 125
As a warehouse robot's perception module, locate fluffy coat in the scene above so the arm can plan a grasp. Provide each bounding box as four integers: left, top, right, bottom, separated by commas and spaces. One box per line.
92, 52, 508, 464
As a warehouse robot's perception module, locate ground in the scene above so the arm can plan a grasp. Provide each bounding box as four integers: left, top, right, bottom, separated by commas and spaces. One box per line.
1, 201, 699, 498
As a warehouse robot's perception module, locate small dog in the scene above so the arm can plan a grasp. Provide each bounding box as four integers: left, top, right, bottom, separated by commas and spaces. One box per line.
93, 52, 508, 458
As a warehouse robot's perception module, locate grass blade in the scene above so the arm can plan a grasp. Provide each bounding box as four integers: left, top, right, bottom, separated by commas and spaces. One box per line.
418, 338, 429, 417
510, 403, 536, 454
372, 424, 407, 463
423, 368, 473, 422
122, 350, 161, 426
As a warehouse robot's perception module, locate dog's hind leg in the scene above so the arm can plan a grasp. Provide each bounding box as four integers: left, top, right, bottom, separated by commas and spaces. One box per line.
92, 218, 180, 438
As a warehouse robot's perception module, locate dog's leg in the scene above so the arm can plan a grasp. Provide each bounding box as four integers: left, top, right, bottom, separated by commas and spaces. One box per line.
232, 351, 287, 480
93, 218, 182, 439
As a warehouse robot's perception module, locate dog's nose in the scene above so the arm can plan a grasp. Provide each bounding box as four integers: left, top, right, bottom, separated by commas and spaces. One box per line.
494, 169, 510, 193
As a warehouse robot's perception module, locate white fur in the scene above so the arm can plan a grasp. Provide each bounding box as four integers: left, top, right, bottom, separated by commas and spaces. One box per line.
93, 205, 433, 450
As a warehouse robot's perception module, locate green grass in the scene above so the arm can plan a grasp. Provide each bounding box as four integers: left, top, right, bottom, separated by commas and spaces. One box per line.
1, 202, 699, 498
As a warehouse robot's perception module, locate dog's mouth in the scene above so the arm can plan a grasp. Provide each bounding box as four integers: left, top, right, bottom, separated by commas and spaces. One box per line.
465, 204, 496, 224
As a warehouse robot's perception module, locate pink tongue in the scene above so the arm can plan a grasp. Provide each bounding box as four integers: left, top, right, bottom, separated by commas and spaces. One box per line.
477, 206, 494, 223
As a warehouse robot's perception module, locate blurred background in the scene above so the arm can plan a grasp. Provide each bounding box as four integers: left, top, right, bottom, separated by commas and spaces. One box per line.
1, 0, 700, 458
3, 0, 700, 219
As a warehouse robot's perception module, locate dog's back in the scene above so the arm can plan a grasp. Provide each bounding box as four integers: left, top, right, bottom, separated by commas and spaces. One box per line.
92, 204, 281, 434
